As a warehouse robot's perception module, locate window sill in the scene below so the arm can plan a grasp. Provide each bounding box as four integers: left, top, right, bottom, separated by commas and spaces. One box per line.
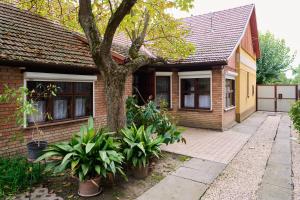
224, 106, 236, 112
178, 108, 213, 112
23, 117, 89, 130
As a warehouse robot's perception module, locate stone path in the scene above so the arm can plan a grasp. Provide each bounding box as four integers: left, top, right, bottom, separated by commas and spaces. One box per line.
161, 112, 267, 165
137, 112, 269, 200
14, 187, 63, 200
257, 114, 293, 200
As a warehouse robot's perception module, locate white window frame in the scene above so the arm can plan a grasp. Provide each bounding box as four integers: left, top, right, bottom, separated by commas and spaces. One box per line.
155, 72, 173, 108
178, 71, 212, 110
23, 72, 97, 128
224, 71, 237, 110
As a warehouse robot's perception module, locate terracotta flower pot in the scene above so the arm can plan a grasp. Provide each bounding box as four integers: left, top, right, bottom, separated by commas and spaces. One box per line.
78, 176, 102, 197
132, 164, 149, 179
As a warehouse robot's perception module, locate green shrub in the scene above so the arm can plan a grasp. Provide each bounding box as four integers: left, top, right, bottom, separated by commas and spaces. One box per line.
122, 124, 164, 167
126, 96, 185, 145
289, 100, 300, 135
37, 117, 125, 181
0, 156, 44, 198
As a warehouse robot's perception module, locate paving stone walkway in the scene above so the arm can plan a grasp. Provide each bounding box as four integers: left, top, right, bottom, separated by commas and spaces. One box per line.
137, 112, 272, 200
14, 187, 63, 200
257, 114, 293, 200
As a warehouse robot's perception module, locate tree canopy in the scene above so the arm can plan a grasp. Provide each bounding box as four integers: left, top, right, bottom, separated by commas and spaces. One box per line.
257, 31, 295, 84
8, 0, 195, 60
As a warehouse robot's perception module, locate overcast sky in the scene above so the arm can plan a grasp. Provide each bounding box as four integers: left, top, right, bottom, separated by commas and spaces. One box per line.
171, 0, 300, 75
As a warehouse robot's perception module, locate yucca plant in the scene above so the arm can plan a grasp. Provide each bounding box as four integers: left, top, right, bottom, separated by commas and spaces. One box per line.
36, 117, 125, 182
122, 124, 164, 169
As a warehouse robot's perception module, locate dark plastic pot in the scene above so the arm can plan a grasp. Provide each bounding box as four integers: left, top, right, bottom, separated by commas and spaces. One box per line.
78, 177, 102, 197
27, 141, 48, 161
132, 164, 149, 179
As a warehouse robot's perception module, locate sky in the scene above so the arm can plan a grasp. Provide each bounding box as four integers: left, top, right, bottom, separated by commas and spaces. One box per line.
171, 0, 300, 77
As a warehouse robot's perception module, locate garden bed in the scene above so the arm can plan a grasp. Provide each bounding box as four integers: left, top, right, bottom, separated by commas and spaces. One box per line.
42, 152, 189, 200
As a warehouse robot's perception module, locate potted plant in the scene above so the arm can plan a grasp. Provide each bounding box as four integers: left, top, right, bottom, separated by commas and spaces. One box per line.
122, 124, 164, 179
36, 117, 125, 197
0, 84, 57, 160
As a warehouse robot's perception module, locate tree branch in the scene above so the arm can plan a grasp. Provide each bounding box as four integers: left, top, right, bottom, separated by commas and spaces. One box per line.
100, 0, 137, 57
78, 0, 102, 67
128, 9, 150, 59
125, 55, 165, 73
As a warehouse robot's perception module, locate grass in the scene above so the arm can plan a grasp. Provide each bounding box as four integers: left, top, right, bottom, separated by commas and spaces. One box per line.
0, 156, 45, 198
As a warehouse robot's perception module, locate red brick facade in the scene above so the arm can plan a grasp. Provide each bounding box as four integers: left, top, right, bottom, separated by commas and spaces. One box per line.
0, 66, 132, 156
168, 68, 236, 130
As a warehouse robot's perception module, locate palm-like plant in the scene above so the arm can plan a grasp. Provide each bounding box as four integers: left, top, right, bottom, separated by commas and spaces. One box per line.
122, 124, 164, 168
36, 117, 125, 181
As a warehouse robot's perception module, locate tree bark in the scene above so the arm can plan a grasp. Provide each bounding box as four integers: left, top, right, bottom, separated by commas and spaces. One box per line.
104, 71, 127, 132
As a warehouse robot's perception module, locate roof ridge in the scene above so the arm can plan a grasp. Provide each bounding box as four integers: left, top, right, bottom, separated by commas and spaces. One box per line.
182, 4, 255, 20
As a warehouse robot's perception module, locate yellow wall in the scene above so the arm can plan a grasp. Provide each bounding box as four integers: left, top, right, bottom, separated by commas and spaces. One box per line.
236, 47, 257, 122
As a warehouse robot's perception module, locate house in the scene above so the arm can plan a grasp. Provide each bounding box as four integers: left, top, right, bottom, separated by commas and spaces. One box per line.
0, 3, 259, 156
134, 4, 260, 130
0, 3, 133, 156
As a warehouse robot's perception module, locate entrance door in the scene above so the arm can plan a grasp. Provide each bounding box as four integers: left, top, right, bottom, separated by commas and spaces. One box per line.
257, 85, 298, 112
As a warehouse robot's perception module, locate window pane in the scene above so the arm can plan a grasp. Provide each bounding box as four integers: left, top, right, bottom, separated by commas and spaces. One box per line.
199, 95, 211, 108
156, 76, 170, 107
27, 101, 46, 123
74, 82, 92, 94
181, 79, 195, 108
199, 78, 210, 94
54, 82, 72, 94
53, 97, 68, 120
75, 97, 86, 117
225, 79, 235, 107
184, 93, 195, 107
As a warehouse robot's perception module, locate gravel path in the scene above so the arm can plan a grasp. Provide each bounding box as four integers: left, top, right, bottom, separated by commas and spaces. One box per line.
201, 115, 281, 200
292, 127, 300, 200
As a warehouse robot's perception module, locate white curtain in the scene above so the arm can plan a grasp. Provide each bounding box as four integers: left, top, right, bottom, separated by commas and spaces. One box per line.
75, 97, 86, 117
184, 94, 194, 107
53, 99, 67, 120
199, 95, 211, 108
28, 101, 46, 123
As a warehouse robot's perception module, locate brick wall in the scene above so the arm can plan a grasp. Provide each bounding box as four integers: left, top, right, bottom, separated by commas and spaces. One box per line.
169, 69, 225, 130
0, 66, 132, 156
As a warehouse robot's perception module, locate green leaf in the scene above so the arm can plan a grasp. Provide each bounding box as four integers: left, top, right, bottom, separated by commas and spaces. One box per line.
85, 143, 95, 154
71, 160, 80, 170
79, 171, 84, 182
95, 165, 101, 175
99, 151, 109, 163
81, 164, 89, 176
61, 152, 75, 166
110, 161, 116, 174
35, 151, 60, 162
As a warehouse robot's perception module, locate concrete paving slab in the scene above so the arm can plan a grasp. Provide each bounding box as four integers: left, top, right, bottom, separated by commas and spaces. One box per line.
262, 163, 292, 189
136, 175, 208, 200
257, 182, 292, 200
268, 151, 291, 165
183, 158, 226, 171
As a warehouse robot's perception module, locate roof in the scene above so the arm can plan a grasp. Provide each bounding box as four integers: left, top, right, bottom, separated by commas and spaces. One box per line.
0, 3, 259, 70
0, 2, 130, 70
174, 4, 259, 65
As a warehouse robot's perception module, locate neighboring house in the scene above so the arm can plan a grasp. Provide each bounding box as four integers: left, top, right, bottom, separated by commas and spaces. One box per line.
134, 4, 260, 130
0, 3, 132, 156
0, 3, 259, 155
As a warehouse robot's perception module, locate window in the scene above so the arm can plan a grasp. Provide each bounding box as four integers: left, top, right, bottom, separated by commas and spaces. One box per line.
27, 81, 93, 125
155, 76, 171, 107
225, 79, 235, 108
181, 78, 211, 109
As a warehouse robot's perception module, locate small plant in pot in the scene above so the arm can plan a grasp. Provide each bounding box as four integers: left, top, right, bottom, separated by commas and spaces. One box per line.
0, 84, 57, 160
36, 117, 126, 197
122, 124, 164, 179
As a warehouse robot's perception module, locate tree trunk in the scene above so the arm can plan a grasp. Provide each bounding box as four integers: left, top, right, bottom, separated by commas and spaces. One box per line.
104, 71, 128, 132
